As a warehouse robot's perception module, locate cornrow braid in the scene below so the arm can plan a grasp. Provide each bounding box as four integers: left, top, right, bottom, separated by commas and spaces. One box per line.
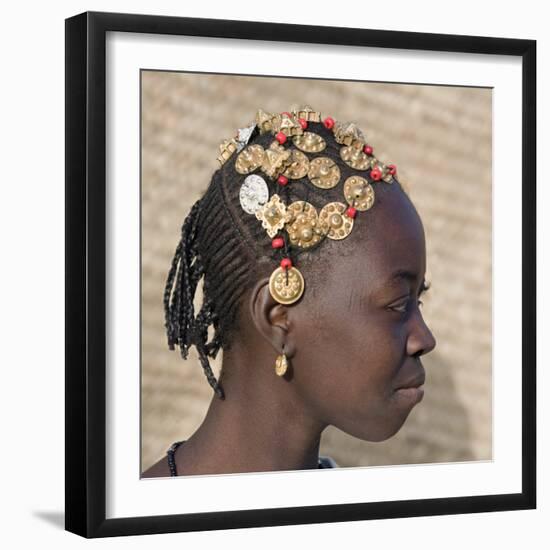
163, 199, 202, 357
193, 297, 224, 399
163, 162, 265, 399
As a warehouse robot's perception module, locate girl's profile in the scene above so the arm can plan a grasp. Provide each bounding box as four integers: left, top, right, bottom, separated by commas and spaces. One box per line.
143, 106, 436, 478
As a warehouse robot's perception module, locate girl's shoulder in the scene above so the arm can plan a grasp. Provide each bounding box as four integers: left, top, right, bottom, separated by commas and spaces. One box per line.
141, 453, 172, 478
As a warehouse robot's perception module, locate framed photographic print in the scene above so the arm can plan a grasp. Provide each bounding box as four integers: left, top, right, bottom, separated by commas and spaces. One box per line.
65, 11, 536, 538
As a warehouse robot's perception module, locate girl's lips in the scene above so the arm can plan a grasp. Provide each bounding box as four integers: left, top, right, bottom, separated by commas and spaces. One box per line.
393, 384, 425, 405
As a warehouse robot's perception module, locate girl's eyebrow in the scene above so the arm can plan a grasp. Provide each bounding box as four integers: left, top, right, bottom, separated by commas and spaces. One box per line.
390, 269, 418, 284
373, 271, 429, 304
389, 270, 430, 296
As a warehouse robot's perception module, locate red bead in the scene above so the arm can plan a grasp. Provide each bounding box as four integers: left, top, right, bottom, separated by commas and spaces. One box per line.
298, 117, 308, 130
277, 175, 289, 186
272, 237, 284, 249
346, 206, 357, 218
370, 166, 382, 181
363, 144, 373, 155
280, 258, 292, 270
275, 131, 287, 144
323, 116, 335, 129
388, 164, 397, 176
281, 111, 292, 117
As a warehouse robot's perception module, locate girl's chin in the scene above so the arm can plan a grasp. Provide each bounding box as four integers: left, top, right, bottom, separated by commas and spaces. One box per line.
338, 414, 409, 443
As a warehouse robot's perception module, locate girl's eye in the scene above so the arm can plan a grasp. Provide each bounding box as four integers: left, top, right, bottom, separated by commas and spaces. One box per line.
388, 298, 410, 314
388, 297, 423, 314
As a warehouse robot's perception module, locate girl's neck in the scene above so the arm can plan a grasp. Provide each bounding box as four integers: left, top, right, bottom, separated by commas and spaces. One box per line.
172, 350, 326, 475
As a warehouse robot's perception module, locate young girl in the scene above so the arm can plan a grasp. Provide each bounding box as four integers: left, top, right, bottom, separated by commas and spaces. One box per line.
143, 106, 436, 477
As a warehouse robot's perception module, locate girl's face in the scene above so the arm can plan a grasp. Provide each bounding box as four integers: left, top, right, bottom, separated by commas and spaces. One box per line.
291, 186, 436, 441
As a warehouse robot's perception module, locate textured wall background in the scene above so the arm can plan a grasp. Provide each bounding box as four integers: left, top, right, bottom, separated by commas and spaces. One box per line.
141, 71, 492, 472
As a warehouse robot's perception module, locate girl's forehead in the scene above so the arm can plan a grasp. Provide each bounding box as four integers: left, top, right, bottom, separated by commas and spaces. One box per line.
318, 187, 426, 286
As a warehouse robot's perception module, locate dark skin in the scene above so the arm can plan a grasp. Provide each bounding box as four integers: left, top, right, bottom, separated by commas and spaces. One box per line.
143, 182, 436, 478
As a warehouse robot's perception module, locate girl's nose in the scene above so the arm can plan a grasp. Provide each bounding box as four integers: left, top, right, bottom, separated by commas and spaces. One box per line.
406, 313, 436, 357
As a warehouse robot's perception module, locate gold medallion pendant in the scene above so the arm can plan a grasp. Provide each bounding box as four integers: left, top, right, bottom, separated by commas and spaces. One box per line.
235, 144, 265, 174
340, 144, 372, 170
292, 131, 326, 153
343, 176, 375, 211
285, 201, 328, 249
269, 266, 305, 305
308, 157, 341, 189
319, 202, 354, 240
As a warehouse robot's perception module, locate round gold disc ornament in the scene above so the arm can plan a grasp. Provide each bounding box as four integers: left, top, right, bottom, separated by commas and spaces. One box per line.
339, 144, 372, 171
235, 144, 265, 174
285, 201, 328, 249
319, 202, 354, 240
343, 176, 375, 211
283, 149, 310, 180
307, 157, 341, 189
269, 266, 305, 305
292, 131, 326, 153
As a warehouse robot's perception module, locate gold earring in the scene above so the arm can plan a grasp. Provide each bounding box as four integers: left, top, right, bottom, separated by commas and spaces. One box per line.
275, 353, 288, 377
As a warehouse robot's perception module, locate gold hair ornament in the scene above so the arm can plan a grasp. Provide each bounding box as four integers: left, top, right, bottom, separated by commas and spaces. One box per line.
218, 105, 400, 306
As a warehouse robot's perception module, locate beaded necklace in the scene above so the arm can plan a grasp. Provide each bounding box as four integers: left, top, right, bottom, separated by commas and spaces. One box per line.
166, 440, 335, 475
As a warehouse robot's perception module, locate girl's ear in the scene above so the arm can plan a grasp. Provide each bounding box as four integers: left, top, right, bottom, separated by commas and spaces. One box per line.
249, 277, 295, 357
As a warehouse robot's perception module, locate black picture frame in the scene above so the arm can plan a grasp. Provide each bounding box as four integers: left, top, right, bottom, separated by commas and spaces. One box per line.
65, 10, 536, 538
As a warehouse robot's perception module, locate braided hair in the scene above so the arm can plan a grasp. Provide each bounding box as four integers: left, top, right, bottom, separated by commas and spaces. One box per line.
163, 117, 401, 399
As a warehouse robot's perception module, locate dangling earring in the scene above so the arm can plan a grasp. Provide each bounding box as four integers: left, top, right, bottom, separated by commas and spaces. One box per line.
275, 350, 288, 377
